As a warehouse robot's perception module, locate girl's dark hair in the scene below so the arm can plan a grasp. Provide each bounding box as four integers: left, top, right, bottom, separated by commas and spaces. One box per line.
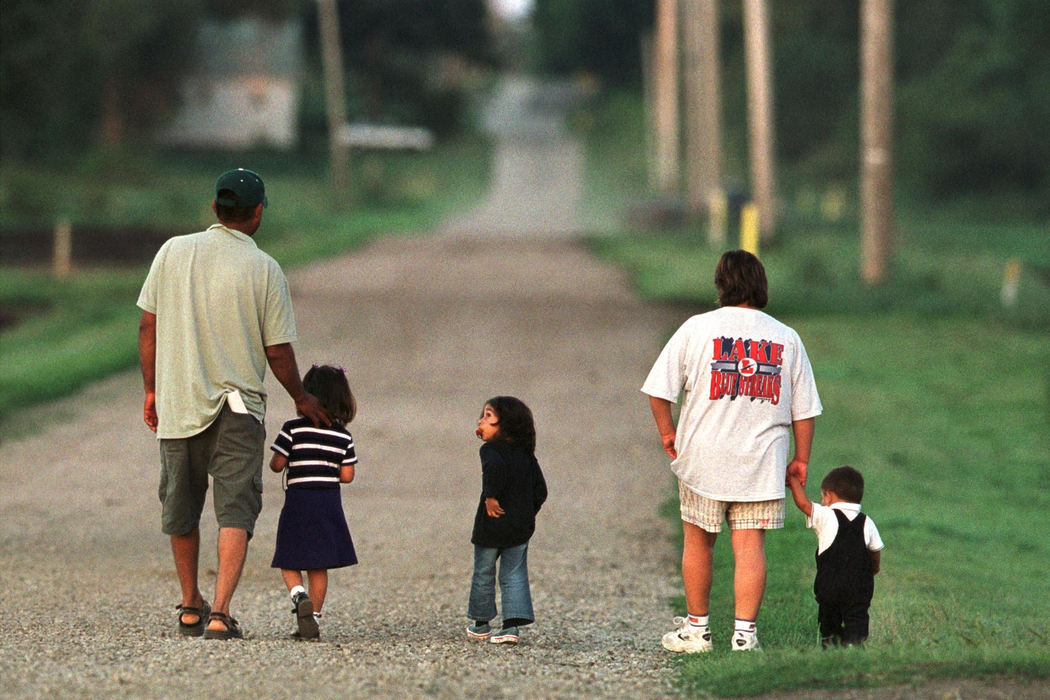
303, 364, 356, 426
715, 249, 769, 308
821, 466, 865, 503
485, 396, 536, 456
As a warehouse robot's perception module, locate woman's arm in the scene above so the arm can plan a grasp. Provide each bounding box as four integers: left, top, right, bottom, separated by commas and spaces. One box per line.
648, 396, 678, 459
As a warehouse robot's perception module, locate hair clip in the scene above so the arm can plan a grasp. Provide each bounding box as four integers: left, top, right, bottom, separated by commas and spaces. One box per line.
312, 363, 346, 373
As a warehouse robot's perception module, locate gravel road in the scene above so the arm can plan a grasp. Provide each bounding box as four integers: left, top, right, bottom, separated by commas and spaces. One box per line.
0, 229, 686, 699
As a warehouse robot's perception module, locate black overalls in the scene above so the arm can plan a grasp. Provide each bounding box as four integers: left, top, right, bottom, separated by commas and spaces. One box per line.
814, 510, 874, 647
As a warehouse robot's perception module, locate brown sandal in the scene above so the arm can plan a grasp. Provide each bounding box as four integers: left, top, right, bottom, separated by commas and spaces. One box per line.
175, 600, 211, 637
202, 611, 243, 640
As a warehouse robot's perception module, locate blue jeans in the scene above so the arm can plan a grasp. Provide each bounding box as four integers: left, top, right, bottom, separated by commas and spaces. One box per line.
467, 543, 534, 625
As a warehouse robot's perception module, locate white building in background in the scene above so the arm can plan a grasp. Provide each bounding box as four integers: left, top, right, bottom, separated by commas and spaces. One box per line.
159, 18, 302, 150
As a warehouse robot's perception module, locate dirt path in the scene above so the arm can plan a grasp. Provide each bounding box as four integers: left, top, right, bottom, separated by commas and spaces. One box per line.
0, 230, 684, 698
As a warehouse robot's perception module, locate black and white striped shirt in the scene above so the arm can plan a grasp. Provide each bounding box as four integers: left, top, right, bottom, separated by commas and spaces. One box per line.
271, 417, 357, 489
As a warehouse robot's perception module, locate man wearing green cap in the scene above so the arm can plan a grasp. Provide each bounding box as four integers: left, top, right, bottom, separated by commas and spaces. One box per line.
137, 168, 331, 640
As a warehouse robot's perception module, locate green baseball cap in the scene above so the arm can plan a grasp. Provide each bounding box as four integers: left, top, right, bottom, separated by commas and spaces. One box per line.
215, 168, 268, 208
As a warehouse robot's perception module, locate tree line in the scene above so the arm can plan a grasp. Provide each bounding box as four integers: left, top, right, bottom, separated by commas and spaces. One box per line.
3, 0, 1047, 208
534, 0, 1049, 207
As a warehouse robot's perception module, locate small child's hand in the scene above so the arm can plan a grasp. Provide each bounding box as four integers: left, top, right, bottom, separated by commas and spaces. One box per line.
485, 497, 504, 518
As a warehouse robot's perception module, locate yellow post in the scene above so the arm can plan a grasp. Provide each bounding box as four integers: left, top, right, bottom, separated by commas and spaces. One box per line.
740, 202, 760, 255
707, 189, 727, 245
1001, 259, 1022, 308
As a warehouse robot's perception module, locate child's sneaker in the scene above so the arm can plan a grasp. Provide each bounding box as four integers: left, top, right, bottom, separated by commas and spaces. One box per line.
731, 630, 761, 651
291, 592, 320, 640
661, 617, 713, 653
466, 622, 491, 640
489, 626, 519, 645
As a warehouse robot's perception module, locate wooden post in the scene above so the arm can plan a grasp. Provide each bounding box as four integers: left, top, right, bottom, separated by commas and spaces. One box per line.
683, 0, 723, 217
53, 219, 72, 278
743, 0, 776, 241
652, 0, 680, 194
860, 0, 894, 285
317, 0, 351, 201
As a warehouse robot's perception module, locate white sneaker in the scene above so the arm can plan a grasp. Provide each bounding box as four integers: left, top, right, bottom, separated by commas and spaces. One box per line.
661, 617, 713, 653
731, 630, 761, 651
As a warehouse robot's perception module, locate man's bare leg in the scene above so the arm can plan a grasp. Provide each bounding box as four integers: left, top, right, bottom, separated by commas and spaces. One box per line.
207, 527, 248, 632
171, 527, 205, 625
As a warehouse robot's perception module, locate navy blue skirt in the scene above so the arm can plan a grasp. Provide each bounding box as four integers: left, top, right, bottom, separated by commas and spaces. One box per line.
271, 488, 357, 570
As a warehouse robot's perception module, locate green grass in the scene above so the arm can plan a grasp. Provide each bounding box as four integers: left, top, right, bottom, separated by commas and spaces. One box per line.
590, 217, 1050, 693
657, 315, 1049, 696
0, 141, 491, 420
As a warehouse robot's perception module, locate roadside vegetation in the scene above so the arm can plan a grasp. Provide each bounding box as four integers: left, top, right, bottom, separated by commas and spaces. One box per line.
0, 142, 490, 421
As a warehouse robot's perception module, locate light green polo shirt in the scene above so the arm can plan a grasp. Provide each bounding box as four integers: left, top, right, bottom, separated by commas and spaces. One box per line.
137, 224, 297, 438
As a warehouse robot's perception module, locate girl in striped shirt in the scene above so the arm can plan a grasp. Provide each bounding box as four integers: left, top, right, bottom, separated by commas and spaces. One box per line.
269, 364, 358, 640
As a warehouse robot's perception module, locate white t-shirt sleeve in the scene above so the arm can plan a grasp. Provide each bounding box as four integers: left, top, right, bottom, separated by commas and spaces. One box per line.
789, 333, 822, 421
641, 320, 689, 402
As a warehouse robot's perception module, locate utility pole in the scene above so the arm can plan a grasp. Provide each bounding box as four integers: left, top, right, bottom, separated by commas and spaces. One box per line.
652, 0, 680, 194
682, 0, 723, 217
743, 0, 776, 241
318, 0, 350, 200
860, 0, 894, 285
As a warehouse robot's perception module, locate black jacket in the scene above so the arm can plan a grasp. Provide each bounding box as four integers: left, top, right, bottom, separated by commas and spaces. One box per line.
471, 441, 547, 548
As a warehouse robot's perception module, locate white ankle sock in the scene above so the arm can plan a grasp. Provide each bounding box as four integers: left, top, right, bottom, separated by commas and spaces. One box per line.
734, 618, 756, 635
289, 585, 306, 600
687, 613, 709, 629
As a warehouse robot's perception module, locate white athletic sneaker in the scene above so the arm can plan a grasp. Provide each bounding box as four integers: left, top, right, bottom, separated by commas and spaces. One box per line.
489, 626, 519, 645
731, 630, 761, 651
661, 617, 713, 653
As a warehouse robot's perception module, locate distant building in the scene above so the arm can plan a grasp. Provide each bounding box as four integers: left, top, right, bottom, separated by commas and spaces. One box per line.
159, 18, 302, 150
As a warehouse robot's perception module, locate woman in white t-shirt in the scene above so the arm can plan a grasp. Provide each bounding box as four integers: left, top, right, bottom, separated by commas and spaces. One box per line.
642, 249, 822, 653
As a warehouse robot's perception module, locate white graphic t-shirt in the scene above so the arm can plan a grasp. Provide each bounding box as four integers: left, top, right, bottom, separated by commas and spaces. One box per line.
642, 306, 822, 501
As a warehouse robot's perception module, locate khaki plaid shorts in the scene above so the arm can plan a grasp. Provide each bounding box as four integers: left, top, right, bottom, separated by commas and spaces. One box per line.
678, 480, 784, 532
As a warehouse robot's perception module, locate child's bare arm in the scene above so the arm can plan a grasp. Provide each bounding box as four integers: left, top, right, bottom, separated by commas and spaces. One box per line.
340, 464, 355, 483
870, 550, 881, 575
786, 474, 813, 517
269, 453, 288, 473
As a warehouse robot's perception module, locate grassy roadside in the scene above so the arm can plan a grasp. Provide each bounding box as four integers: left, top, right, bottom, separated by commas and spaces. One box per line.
576, 86, 1049, 696
589, 224, 1050, 694
0, 141, 490, 421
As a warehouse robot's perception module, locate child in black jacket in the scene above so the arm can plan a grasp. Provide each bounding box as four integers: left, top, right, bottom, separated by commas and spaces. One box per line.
466, 396, 547, 646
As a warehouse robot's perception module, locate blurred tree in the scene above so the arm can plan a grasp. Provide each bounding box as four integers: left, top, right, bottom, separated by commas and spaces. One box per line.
1, 0, 205, 161
532, 0, 654, 85
896, 0, 1050, 199
304, 0, 494, 136
1, 0, 493, 162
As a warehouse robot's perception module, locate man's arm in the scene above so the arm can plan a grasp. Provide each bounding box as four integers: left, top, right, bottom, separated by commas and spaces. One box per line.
138, 311, 158, 432
648, 396, 678, 460
264, 343, 332, 427
787, 416, 815, 486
